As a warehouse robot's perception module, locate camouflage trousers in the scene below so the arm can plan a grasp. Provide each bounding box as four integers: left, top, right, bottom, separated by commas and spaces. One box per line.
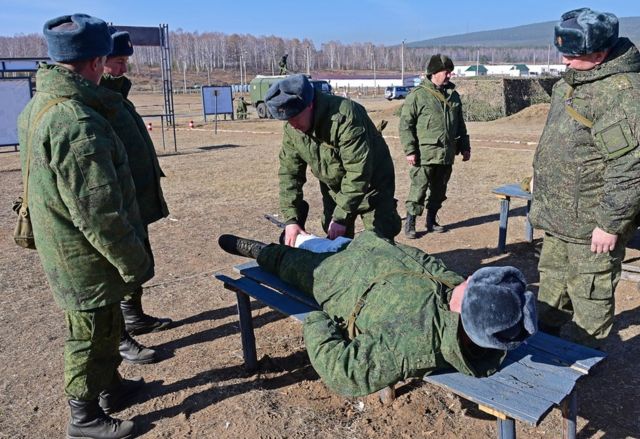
405, 164, 453, 216
64, 303, 122, 400
236, 111, 247, 120
257, 244, 334, 298
537, 233, 625, 347
319, 183, 402, 241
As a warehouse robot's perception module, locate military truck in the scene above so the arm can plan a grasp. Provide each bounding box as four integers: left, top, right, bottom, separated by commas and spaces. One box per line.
249, 75, 332, 118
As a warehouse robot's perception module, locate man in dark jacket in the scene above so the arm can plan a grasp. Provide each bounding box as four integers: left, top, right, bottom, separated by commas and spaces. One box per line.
399, 54, 470, 238
218, 232, 537, 397
101, 29, 172, 365
265, 74, 401, 246
530, 8, 640, 347
18, 14, 149, 439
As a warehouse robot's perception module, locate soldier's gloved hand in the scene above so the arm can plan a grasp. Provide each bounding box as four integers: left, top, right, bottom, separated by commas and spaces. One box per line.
284, 223, 308, 247
462, 150, 471, 161
327, 220, 347, 240
406, 154, 418, 166
591, 227, 617, 254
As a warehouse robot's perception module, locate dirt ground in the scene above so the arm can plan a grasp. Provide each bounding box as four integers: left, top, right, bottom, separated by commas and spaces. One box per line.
1, 94, 639, 439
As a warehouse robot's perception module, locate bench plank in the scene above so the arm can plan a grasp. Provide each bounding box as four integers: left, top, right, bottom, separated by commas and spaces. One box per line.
215, 274, 315, 321
424, 371, 553, 425
492, 183, 532, 200
234, 261, 321, 310
524, 332, 605, 374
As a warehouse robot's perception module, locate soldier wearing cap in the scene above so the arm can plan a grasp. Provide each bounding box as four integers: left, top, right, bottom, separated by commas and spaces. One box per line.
235, 96, 248, 119
265, 74, 401, 246
100, 28, 172, 366
399, 54, 471, 239
530, 8, 640, 347
18, 13, 151, 438
218, 231, 537, 396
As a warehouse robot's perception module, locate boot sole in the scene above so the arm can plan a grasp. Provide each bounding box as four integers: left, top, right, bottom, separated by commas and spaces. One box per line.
121, 355, 157, 365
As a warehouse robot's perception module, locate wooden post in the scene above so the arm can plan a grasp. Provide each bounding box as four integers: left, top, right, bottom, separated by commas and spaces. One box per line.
561, 391, 577, 439
498, 196, 511, 253
235, 291, 258, 372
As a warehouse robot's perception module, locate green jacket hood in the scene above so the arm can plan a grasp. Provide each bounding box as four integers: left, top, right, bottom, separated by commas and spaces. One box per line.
564, 38, 640, 86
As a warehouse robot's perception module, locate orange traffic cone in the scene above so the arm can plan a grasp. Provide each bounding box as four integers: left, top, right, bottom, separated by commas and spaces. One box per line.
147, 122, 152, 131
189, 120, 194, 129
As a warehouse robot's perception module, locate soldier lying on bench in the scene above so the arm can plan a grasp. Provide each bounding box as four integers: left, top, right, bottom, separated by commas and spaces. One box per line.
218, 231, 537, 397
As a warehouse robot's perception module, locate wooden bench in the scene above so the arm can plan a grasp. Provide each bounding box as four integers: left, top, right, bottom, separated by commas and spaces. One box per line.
215, 261, 606, 439
492, 184, 533, 253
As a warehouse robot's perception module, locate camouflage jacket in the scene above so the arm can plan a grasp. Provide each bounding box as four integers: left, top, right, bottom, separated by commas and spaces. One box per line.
399, 80, 470, 165
302, 231, 506, 396
100, 74, 169, 225
18, 64, 152, 311
279, 92, 397, 224
235, 99, 247, 113
531, 38, 640, 243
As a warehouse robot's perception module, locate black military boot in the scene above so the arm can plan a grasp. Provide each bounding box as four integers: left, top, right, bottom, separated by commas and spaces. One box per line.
404, 214, 417, 239
218, 234, 267, 259
119, 330, 156, 365
426, 210, 446, 233
99, 373, 145, 415
67, 399, 136, 439
121, 295, 172, 336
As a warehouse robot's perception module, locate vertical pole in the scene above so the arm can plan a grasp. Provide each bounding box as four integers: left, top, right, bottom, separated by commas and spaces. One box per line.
401, 40, 405, 83
497, 418, 516, 439
235, 292, 258, 372
214, 90, 218, 135
498, 197, 510, 253
561, 391, 577, 439
525, 199, 533, 242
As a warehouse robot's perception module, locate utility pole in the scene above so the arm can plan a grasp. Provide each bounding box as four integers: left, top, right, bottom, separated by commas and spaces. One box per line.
476, 50, 480, 76
306, 45, 311, 75
401, 39, 405, 83
547, 44, 551, 74
182, 60, 187, 93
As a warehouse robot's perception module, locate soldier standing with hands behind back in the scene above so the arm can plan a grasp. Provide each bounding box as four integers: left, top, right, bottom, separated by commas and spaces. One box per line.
531, 8, 640, 347
400, 54, 470, 239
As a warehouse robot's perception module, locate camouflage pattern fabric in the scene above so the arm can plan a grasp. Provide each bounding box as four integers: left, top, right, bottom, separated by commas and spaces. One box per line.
257, 231, 506, 396
531, 38, 640, 242
64, 303, 122, 400
537, 233, 625, 347
531, 38, 640, 344
235, 99, 248, 119
399, 80, 469, 216
279, 92, 401, 239
399, 80, 470, 164
18, 64, 152, 311
405, 164, 453, 216
100, 74, 169, 226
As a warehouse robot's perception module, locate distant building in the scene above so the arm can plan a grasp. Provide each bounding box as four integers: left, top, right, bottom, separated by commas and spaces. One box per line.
463, 65, 488, 77
454, 63, 566, 77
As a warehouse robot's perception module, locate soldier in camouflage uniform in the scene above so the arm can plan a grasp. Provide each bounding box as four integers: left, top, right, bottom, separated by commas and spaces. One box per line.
101, 29, 172, 365
530, 8, 640, 347
218, 232, 536, 396
265, 74, 401, 246
400, 54, 471, 239
235, 96, 248, 119
18, 14, 150, 439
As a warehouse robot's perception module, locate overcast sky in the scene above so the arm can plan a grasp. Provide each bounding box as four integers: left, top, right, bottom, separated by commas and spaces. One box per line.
1, 0, 637, 45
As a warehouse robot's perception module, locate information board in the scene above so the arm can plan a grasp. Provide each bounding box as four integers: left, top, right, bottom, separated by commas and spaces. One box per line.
0, 77, 32, 147
201, 85, 233, 120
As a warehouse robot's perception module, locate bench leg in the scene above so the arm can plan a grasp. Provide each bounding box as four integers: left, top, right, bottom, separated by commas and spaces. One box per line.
497, 417, 516, 439
525, 199, 533, 243
498, 197, 510, 253
235, 291, 258, 373
561, 391, 577, 439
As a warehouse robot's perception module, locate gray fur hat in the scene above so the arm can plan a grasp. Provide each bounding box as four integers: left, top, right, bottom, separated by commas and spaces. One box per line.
265, 74, 315, 120
554, 8, 619, 56
461, 266, 537, 351
109, 27, 134, 57
43, 14, 112, 62
426, 54, 454, 76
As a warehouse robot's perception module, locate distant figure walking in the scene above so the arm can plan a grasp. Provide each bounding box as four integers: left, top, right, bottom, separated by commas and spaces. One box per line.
235, 96, 248, 120
279, 54, 288, 75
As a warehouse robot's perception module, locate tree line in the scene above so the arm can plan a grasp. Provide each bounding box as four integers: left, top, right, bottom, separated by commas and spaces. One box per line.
0, 30, 565, 77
